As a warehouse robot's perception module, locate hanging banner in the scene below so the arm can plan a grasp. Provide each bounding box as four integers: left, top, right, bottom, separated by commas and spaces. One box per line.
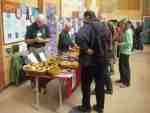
45, 4, 58, 55
5, 0, 38, 7
62, 0, 84, 17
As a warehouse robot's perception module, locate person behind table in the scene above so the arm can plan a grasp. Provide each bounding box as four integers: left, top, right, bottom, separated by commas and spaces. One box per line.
58, 23, 75, 53
25, 14, 50, 94
25, 14, 50, 54
117, 20, 134, 88
76, 10, 108, 113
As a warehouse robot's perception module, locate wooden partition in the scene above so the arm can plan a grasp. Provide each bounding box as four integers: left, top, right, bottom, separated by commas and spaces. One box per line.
84, 0, 143, 20
0, 1, 5, 90
0, 0, 39, 88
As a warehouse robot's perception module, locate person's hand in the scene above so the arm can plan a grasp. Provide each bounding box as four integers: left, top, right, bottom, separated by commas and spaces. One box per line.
25, 39, 35, 44
44, 39, 50, 43
74, 44, 79, 49
118, 42, 124, 46
87, 48, 94, 55
35, 37, 48, 43
69, 46, 75, 52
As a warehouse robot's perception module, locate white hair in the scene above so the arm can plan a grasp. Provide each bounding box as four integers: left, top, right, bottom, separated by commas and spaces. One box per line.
35, 14, 47, 25
64, 21, 72, 28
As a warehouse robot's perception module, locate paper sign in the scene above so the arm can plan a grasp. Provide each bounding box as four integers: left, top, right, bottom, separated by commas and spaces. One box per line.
57, 72, 73, 78
39, 52, 47, 62
27, 53, 39, 63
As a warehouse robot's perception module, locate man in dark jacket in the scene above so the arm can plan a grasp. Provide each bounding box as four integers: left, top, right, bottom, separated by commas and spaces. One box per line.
25, 14, 50, 94
76, 11, 111, 113
58, 23, 74, 53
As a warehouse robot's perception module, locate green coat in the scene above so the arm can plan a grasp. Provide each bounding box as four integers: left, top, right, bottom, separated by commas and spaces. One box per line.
120, 28, 133, 55
58, 31, 74, 52
10, 53, 24, 85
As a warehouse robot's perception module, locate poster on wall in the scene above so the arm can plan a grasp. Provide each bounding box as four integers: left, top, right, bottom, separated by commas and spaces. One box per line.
45, 4, 58, 55
3, 13, 18, 44
3, 7, 39, 44
3, 12, 27, 44
62, 0, 84, 17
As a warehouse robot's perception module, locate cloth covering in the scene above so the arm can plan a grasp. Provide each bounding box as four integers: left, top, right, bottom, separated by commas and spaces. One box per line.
10, 53, 25, 85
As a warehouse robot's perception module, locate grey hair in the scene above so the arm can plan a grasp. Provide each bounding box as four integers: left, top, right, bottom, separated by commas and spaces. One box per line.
35, 14, 47, 25
64, 21, 72, 28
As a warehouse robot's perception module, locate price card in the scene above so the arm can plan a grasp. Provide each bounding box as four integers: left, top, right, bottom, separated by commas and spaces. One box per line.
39, 52, 47, 62
27, 53, 39, 63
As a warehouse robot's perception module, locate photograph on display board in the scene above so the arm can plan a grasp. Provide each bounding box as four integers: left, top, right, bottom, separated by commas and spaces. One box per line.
16, 7, 22, 19
3, 6, 39, 44
3, 13, 17, 44
3, 11, 27, 44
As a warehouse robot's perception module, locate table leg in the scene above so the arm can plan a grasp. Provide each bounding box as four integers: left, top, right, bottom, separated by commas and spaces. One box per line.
35, 77, 40, 110
58, 79, 63, 108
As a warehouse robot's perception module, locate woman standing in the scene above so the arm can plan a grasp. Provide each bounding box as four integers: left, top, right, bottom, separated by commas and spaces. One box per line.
118, 20, 134, 88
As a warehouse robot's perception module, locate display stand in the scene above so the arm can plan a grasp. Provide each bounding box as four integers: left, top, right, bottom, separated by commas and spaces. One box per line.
25, 68, 80, 110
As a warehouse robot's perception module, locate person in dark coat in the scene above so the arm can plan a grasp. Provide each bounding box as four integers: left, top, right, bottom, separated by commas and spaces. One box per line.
135, 22, 144, 50
58, 23, 74, 53
25, 14, 50, 94
91, 21, 114, 95
104, 22, 114, 94
75, 10, 111, 113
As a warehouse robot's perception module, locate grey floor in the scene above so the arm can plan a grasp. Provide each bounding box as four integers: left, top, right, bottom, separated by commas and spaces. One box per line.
0, 45, 150, 113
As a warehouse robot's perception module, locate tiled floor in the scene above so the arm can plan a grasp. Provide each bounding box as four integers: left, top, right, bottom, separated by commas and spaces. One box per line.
0, 45, 150, 113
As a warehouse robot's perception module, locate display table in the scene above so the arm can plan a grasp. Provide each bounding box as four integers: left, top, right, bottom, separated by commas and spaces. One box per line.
25, 68, 80, 110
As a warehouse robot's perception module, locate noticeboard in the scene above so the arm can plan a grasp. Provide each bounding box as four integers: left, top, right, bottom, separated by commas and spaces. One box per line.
143, 16, 150, 43
3, 6, 39, 44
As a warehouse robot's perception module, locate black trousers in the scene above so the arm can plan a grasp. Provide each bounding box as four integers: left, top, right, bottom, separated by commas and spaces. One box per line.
104, 63, 113, 90
81, 64, 105, 109
119, 54, 131, 86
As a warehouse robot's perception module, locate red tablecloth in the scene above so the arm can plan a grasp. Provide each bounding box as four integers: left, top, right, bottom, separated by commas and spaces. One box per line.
26, 68, 80, 97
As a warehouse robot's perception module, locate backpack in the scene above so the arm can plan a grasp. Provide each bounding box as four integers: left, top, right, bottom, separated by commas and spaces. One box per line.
90, 21, 113, 63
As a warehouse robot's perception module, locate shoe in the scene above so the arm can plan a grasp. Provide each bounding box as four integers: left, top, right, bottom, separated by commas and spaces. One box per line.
42, 88, 47, 95
76, 105, 91, 113
119, 83, 128, 88
115, 80, 122, 83
93, 105, 104, 113
105, 89, 113, 95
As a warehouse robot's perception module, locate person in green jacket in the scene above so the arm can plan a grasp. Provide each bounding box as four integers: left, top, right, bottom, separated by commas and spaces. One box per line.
58, 23, 75, 54
118, 20, 133, 88
10, 45, 24, 85
25, 14, 50, 94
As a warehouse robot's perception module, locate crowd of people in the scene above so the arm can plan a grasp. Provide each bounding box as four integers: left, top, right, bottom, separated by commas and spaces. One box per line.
25, 10, 146, 113
73, 11, 144, 113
